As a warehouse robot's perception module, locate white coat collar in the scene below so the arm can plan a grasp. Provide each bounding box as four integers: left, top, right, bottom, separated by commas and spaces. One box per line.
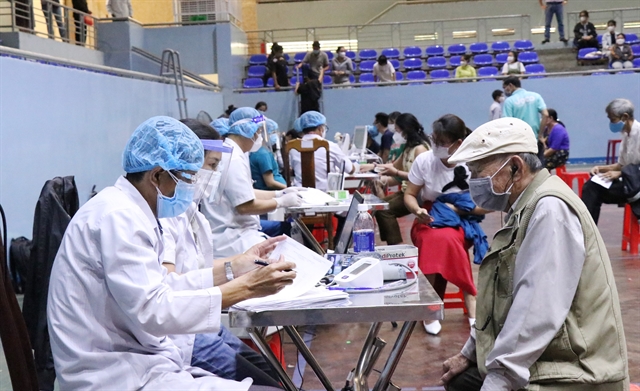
114, 175, 158, 231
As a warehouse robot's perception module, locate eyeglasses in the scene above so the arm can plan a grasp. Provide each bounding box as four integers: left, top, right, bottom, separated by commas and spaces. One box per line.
169, 170, 199, 184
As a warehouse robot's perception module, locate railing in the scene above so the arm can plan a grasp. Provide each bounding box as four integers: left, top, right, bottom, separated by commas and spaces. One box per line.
0, 0, 98, 49
567, 7, 640, 35
245, 14, 532, 55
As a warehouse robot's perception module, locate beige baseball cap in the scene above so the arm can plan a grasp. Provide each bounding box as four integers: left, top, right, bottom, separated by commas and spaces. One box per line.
448, 117, 538, 164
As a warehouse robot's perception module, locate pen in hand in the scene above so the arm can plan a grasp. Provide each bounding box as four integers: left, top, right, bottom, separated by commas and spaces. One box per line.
254, 259, 294, 273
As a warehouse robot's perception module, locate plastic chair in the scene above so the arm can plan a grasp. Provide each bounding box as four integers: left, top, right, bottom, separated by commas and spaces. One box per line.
290, 75, 302, 85
382, 48, 400, 59
491, 41, 510, 53
322, 75, 333, 85
349, 74, 356, 83
248, 54, 267, 65
359, 60, 376, 72
597, 34, 603, 47
403, 46, 422, 58
606, 139, 622, 164
447, 44, 466, 56
243, 78, 264, 89
525, 64, 546, 78
577, 48, 601, 62
477, 66, 498, 77
346, 51, 356, 60
359, 73, 375, 83
625, 33, 639, 45
247, 65, 266, 78
325, 51, 334, 61
518, 51, 539, 64
293, 52, 306, 63
403, 57, 423, 70
591, 72, 610, 76
430, 69, 450, 80
473, 54, 493, 66
469, 42, 489, 54
631, 44, 640, 57
406, 70, 426, 80
359, 49, 378, 61
283, 53, 290, 63
266, 78, 274, 87
449, 55, 462, 67
495, 52, 509, 65
427, 56, 447, 69
390, 59, 401, 70
634, 58, 640, 68
395, 72, 404, 81
555, 166, 590, 197
622, 204, 639, 255
425, 45, 445, 57
444, 288, 468, 314
514, 39, 534, 51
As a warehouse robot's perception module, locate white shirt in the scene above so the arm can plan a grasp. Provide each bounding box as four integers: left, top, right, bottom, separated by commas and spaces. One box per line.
460, 196, 585, 391
501, 62, 526, 75
407, 150, 469, 202
201, 138, 266, 259
106, 0, 132, 17
47, 176, 250, 391
619, 119, 640, 166
289, 133, 357, 191
373, 62, 396, 82
489, 101, 503, 121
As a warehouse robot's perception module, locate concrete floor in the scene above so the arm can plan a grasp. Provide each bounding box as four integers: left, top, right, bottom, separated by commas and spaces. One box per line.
1, 193, 638, 390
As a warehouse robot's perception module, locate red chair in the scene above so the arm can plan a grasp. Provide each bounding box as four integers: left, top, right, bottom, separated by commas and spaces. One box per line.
606, 139, 622, 164
622, 204, 639, 255
444, 287, 468, 315
555, 166, 590, 197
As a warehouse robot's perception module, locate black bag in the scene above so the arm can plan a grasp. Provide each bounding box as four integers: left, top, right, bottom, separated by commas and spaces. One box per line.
9, 237, 32, 294
621, 163, 640, 219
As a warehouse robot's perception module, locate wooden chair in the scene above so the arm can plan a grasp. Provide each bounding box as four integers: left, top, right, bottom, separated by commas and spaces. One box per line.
282, 138, 336, 249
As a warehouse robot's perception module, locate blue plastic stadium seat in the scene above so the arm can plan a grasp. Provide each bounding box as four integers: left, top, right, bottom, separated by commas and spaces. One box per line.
290, 75, 302, 84
349, 74, 356, 83
514, 39, 534, 51
283, 53, 290, 62
632, 44, 640, 57
243, 78, 264, 89
469, 42, 489, 54
616, 70, 635, 74
597, 35, 603, 46
427, 56, 447, 69
359, 73, 375, 83
396, 72, 404, 81
495, 52, 509, 65
525, 64, 546, 78
577, 48, 601, 61
247, 65, 266, 78
346, 51, 356, 60
449, 55, 462, 67
266, 78, 274, 87
491, 41, 510, 53
425, 45, 445, 57
325, 51, 335, 61
473, 54, 493, 66
518, 51, 539, 64
359, 49, 378, 61
430, 69, 450, 79
249, 54, 267, 65
403, 46, 422, 58
626, 33, 639, 45
294, 52, 306, 63
407, 70, 427, 85
477, 66, 498, 77
390, 59, 401, 70
633, 58, 640, 68
359, 60, 376, 72
382, 48, 400, 59
403, 58, 423, 70
323, 75, 333, 84
448, 44, 466, 56
591, 72, 609, 76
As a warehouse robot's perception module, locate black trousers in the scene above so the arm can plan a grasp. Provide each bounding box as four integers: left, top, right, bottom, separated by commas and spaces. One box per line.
447, 364, 483, 391
581, 179, 627, 224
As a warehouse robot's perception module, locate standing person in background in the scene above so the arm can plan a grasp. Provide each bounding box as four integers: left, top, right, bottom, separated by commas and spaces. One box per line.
454, 54, 477, 80
602, 20, 618, 58
106, 0, 132, 18
500, 51, 526, 75
540, 0, 568, 44
71, 0, 91, 45
373, 112, 394, 162
542, 109, 570, 170
296, 41, 329, 81
42, 0, 66, 39
255, 101, 268, 113
373, 55, 396, 82
332, 46, 354, 85
264, 44, 289, 91
489, 90, 504, 120
295, 71, 322, 114
573, 10, 598, 50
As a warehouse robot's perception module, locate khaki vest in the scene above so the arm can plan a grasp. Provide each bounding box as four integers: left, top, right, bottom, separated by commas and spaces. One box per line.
476, 170, 628, 389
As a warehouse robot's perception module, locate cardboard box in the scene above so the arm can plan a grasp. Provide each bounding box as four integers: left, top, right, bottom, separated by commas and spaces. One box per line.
348, 244, 420, 273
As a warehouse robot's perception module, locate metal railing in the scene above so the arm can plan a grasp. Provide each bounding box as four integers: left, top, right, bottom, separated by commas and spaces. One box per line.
245, 14, 532, 55
0, 0, 98, 49
567, 7, 640, 35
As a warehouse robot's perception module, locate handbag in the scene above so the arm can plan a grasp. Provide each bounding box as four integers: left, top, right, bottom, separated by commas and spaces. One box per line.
621, 163, 640, 219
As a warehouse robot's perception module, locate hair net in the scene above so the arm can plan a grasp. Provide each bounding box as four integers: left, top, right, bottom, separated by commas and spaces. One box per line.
122, 116, 204, 174
293, 117, 303, 133
297, 111, 326, 131
210, 118, 230, 136
227, 107, 265, 138
265, 118, 279, 134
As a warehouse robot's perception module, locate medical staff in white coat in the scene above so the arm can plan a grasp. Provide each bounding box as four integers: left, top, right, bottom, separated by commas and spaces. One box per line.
47, 116, 295, 391
201, 107, 304, 259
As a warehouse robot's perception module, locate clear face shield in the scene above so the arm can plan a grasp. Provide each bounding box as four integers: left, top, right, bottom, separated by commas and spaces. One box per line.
189, 140, 233, 221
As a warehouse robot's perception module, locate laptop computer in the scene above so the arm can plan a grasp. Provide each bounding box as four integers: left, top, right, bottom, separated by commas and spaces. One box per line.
333, 191, 365, 254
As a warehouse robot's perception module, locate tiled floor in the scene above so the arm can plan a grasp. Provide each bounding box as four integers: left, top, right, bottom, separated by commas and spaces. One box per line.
1, 201, 638, 390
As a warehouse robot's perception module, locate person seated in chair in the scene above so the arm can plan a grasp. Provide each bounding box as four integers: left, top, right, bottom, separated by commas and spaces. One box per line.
573, 10, 598, 50
610, 33, 634, 69
541, 108, 569, 170
250, 118, 287, 191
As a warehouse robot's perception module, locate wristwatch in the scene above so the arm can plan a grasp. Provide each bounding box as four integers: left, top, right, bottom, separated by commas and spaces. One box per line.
224, 262, 235, 282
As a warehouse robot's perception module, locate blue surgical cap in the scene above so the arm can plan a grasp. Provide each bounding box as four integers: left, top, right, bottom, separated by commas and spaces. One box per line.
227, 107, 265, 138
293, 117, 303, 133
210, 118, 229, 136
266, 118, 279, 134
122, 116, 204, 174
297, 111, 326, 132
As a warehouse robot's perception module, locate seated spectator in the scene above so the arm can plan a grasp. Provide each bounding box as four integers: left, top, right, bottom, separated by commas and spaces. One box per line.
284, 129, 300, 143
610, 33, 634, 69
332, 46, 354, 85
366, 125, 381, 154
218, 105, 237, 119
573, 10, 598, 50
296, 41, 329, 81
295, 70, 322, 114
255, 101, 268, 113
582, 98, 640, 224
602, 20, 618, 57
263, 44, 289, 90
251, 118, 286, 191
387, 111, 404, 161
372, 112, 394, 162
373, 54, 396, 82
501, 51, 526, 75
373, 113, 430, 245
489, 89, 504, 120
454, 54, 477, 80
542, 108, 570, 169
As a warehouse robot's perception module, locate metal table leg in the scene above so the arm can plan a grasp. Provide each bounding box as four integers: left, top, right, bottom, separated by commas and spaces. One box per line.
372, 321, 417, 391
283, 326, 335, 391
247, 327, 298, 391
352, 322, 383, 391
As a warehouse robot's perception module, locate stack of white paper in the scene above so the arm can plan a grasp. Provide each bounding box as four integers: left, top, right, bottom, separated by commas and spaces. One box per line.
233, 287, 349, 312
298, 188, 338, 206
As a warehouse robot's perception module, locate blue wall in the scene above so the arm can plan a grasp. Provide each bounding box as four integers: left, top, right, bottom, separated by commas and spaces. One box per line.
230, 74, 640, 163
0, 56, 224, 240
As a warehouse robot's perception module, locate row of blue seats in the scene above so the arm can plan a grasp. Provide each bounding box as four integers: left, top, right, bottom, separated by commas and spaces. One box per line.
578, 45, 640, 61
242, 64, 548, 88
596, 33, 640, 46
245, 52, 540, 78
248, 40, 537, 65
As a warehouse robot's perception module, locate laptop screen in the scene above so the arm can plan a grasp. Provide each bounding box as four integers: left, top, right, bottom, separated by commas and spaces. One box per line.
333, 191, 365, 254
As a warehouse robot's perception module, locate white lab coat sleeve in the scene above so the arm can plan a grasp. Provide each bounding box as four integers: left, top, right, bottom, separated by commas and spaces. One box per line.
330, 141, 357, 174
101, 210, 221, 337
160, 217, 179, 265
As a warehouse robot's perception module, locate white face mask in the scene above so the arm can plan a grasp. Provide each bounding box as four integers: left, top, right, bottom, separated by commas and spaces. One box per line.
388, 124, 395, 132
608, 26, 615, 32
507, 56, 515, 64
499, 96, 506, 103
460, 60, 467, 66
338, 52, 346, 58
580, 16, 587, 23
616, 38, 626, 45
250, 135, 263, 152
392, 132, 406, 144
433, 145, 452, 160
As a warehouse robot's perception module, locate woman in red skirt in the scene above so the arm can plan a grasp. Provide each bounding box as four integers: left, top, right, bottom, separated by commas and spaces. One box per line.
404, 114, 486, 335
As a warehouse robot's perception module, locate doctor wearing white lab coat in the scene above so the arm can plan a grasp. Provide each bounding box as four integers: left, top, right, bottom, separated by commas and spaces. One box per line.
47, 116, 295, 391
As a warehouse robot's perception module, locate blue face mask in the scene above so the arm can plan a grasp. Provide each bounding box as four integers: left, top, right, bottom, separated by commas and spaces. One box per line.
156, 171, 196, 218
609, 120, 625, 133
367, 125, 378, 138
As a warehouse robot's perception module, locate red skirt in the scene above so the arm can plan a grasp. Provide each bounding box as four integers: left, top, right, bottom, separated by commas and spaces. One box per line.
410, 204, 476, 296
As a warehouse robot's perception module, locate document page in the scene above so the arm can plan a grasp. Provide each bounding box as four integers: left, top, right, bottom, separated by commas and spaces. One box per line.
298, 188, 338, 206
590, 174, 613, 189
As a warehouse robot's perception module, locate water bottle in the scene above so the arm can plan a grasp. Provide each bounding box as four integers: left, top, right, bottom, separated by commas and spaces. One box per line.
353, 204, 375, 253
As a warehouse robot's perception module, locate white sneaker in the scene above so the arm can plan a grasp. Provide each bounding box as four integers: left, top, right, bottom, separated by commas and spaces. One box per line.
423, 320, 442, 335
468, 317, 476, 328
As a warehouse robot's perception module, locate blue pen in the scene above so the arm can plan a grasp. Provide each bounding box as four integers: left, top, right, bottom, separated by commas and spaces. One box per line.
326, 286, 375, 291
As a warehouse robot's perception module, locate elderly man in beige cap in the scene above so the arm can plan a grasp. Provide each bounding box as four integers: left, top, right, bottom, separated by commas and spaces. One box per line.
440, 117, 628, 391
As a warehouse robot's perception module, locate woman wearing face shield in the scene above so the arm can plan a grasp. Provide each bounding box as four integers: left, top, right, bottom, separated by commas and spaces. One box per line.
403, 114, 489, 335
250, 118, 287, 191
